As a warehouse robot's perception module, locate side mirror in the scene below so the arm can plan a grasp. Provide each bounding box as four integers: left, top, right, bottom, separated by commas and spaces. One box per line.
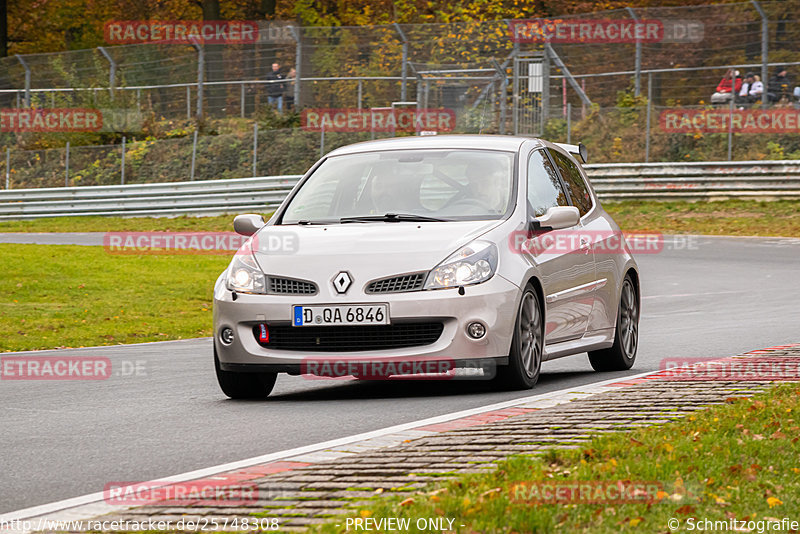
233, 214, 266, 236
530, 206, 580, 231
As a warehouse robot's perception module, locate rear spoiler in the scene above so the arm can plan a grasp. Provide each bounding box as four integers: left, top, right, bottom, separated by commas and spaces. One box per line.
554, 142, 588, 164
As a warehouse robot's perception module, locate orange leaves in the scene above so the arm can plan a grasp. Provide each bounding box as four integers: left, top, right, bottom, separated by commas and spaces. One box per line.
766, 496, 783, 508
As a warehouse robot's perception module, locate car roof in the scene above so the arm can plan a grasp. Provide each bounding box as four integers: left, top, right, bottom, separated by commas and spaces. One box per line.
326, 134, 544, 156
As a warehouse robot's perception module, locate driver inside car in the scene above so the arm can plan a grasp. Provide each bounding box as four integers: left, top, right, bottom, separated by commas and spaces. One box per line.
463, 160, 507, 213
367, 165, 420, 214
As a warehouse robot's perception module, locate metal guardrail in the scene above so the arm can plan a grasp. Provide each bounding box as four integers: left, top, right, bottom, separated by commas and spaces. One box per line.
1, 161, 799, 220
0, 176, 302, 220
586, 160, 800, 200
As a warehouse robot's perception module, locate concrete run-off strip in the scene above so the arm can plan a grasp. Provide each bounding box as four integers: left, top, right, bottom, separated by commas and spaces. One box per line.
2, 343, 799, 532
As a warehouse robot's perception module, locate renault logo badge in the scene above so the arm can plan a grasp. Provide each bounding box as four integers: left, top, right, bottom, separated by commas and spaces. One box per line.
332, 271, 352, 294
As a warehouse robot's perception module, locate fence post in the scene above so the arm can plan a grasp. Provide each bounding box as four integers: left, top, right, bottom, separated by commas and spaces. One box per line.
625, 7, 642, 97
186, 86, 191, 119
190, 41, 204, 120
751, 0, 769, 106
566, 102, 571, 144
290, 26, 302, 109
65, 142, 70, 187
357, 79, 363, 108
320, 121, 325, 157
581, 79, 586, 120
15, 55, 31, 107
252, 122, 258, 177
121, 136, 126, 185
646, 72, 652, 163
5, 148, 10, 189
394, 23, 409, 101
728, 69, 735, 161
97, 46, 117, 101
240, 83, 246, 118
542, 44, 551, 131
190, 130, 198, 181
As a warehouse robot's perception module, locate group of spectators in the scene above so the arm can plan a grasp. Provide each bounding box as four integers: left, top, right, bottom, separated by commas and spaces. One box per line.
712, 66, 799, 107
265, 62, 296, 112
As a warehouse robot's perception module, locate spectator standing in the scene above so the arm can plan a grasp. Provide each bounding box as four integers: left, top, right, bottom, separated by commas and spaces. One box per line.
284, 68, 296, 111
266, 63, 286, 112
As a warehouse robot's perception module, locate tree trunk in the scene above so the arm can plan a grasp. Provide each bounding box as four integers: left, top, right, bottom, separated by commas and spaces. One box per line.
0, 0, 8, 57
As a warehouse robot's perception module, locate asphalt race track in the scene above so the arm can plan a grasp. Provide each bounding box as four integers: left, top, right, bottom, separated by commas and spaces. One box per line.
2, 234, 799, 513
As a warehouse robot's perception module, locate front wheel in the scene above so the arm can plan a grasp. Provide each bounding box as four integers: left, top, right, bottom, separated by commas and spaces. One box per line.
495, 285, 543, 390
215, 349, 277, 399
588, 275, 638, 371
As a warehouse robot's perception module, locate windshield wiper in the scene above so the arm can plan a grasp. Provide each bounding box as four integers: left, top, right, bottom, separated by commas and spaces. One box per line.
293, 220, 331, 225
340, 213, 450, 223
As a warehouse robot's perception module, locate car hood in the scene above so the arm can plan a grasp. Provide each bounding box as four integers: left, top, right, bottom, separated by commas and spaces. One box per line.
251, 220, 502, 287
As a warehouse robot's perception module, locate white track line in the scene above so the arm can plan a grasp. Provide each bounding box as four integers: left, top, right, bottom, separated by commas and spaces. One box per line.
0, 368, 660, 527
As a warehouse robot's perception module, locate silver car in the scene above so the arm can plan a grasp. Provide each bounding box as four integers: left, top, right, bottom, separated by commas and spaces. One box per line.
213, 135, 639, 398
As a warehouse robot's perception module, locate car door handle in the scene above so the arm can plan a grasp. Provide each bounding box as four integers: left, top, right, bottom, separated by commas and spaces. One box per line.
580, 238, 591, 253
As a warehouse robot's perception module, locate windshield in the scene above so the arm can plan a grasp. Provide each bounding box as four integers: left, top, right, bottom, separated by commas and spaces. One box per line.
279, 149, 516, 224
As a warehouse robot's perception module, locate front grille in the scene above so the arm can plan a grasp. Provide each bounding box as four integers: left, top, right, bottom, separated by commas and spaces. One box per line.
254, 322, 444, 352
268, 277, 317, 295
366, 272, 426, 294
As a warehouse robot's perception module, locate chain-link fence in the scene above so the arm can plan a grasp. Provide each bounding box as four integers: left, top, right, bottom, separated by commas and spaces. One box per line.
2, 1, 800, 188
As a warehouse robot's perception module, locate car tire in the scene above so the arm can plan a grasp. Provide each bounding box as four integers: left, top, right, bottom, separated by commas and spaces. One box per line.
495, 284, 543, 390
214, 349, 277, 399
588, 275, 638, 371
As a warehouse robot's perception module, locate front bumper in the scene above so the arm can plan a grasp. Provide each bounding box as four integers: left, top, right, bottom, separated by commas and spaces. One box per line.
213, 274, 521, 369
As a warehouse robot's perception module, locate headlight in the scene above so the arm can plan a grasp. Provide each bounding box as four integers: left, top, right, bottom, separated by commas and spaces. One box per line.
225, 248, 266, 294
425, 240, 498, 290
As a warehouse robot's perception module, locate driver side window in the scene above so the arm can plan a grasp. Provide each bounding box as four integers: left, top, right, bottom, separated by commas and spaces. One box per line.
527, 149, 568, 216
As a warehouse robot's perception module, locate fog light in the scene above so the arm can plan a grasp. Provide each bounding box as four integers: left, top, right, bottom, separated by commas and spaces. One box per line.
258, 323, 269, 343
220, 327, 234, 345
467, 322, 486, 339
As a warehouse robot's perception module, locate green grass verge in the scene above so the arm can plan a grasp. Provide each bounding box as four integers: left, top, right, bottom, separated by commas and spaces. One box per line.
1, 201, 798, 237
0, 244, 229, 352
604, 199, 800, 237
0, 214, 266, 233
317, 384, 800, 533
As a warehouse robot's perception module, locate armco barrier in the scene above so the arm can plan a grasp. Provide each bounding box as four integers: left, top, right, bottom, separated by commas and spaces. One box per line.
587, 160, 800, 200
0, 176, 302, 220
1, 161, 799, 220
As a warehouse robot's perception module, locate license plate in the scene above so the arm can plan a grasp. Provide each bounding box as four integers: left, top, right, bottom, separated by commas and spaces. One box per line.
292, 304, 390, 326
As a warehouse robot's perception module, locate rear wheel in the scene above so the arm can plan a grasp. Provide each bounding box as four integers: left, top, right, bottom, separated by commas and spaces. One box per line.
588, 276, 638, 371
214, 349, 277, 399
495, 285, 543, 390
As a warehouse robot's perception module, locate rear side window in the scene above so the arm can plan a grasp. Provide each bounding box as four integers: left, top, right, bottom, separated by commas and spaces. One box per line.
550, 149, 593, 216
527, 149, 568, 216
